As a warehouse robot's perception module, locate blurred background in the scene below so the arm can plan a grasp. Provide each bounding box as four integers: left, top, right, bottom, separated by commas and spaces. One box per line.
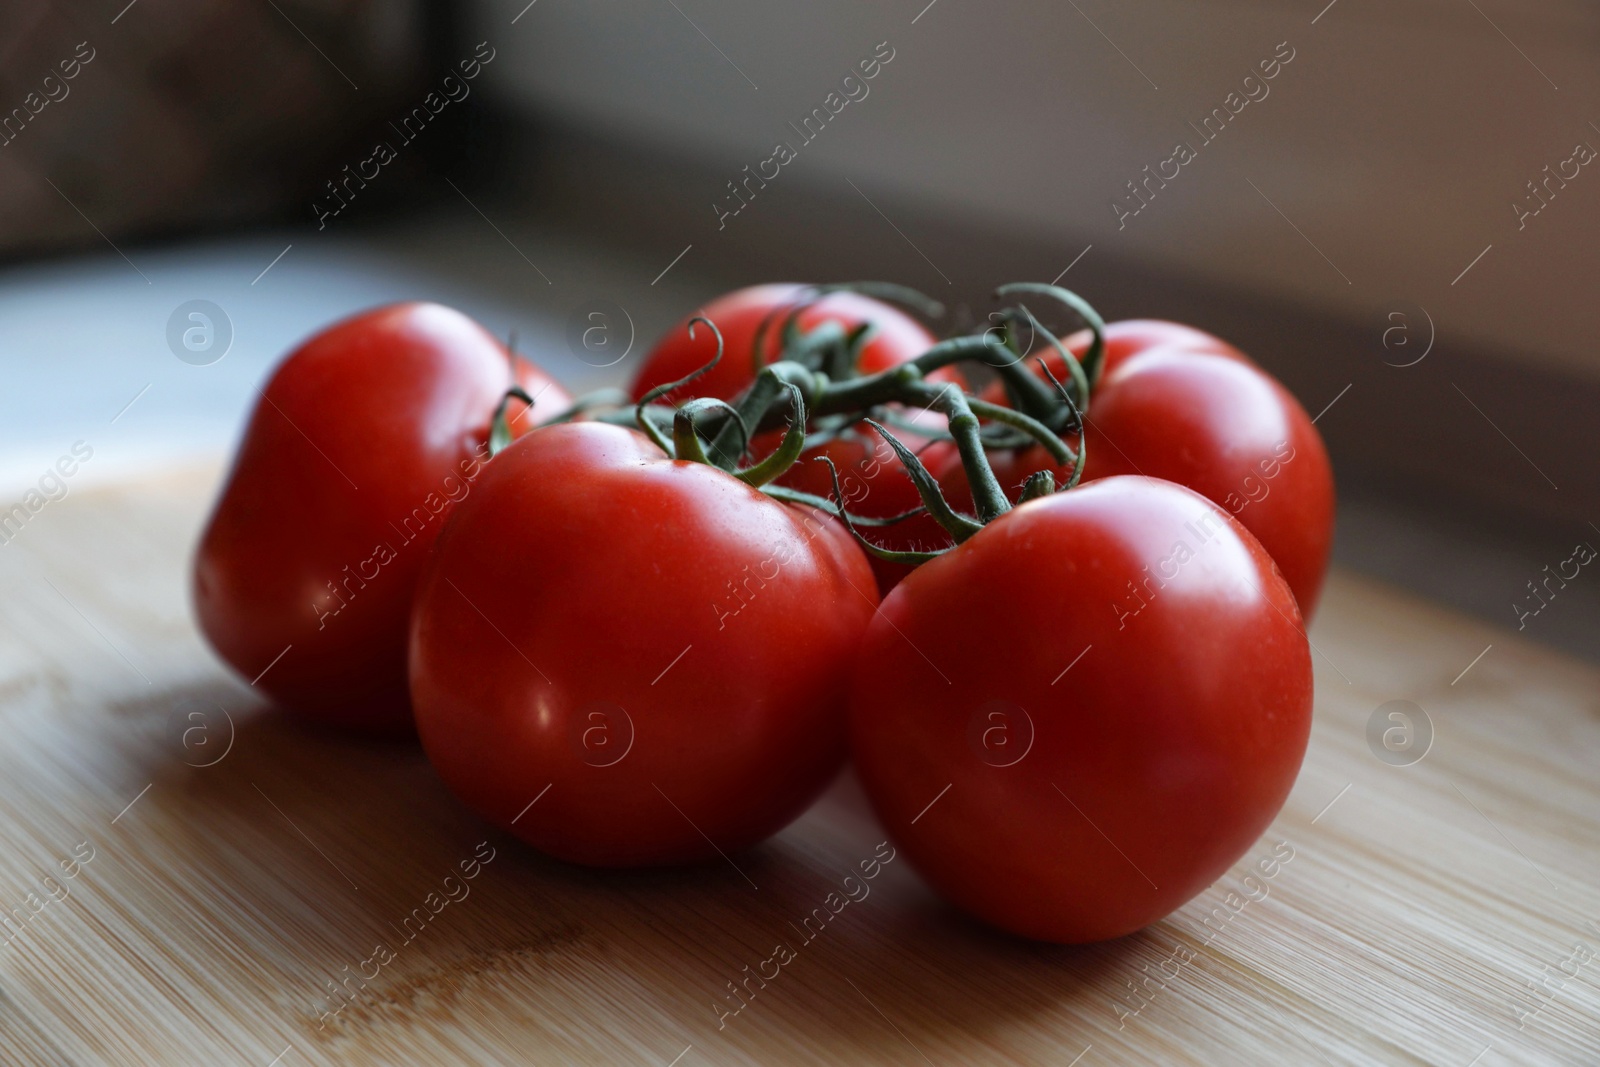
0, 0, 1595, 658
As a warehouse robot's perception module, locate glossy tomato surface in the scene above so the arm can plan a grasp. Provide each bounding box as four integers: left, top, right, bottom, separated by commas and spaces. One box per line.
1080, 347, 1334, 617
849, 477, 1313, 943
194, 303, 572, 733
1063, 318, 1247, 378
630, 283, 938, 402
968, 329, 1331, 616
409, 422, 879, 867
979, 318, 1246, 408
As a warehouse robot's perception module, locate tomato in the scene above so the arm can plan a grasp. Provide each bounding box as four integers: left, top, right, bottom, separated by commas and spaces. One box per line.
1062, 318, 1247, 378
980, 319, 1246, 413
1079, 348, 1334, 617
968, 332, 1331, 616
630, 283, 939, 403
848, 477, 1313, 943
408, 422, 879, 867
193, 303, 572, 733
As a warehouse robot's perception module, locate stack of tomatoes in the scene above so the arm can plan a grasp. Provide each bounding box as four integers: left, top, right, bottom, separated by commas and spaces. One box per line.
195, 282, 1329, 944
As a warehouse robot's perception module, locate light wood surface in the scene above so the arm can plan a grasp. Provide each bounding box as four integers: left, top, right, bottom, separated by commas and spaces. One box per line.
0, 465, 1596, 1066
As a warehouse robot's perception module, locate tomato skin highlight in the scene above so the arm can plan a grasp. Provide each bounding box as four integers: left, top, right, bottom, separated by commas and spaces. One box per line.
193, 303, 572, 733
848, 477, 1312, 944
409, 422, 879, 868
1081, 348, 1334, 618
1065, 318, 1248, 377
981, 318, 1248, 411
971, 328, 1331, 617
630, 283, 940, 403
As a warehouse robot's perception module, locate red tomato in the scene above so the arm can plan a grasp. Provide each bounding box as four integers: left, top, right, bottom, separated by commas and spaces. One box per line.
409, 422, 879, 867
972, 318, 1241, 468
849, 477, 1313, 943
980, 319, 1247, 412
967, 331, 1330, 616
1063, 318, 1247, 378
194, 303, 572, 733
1080, 348, 1334, 617
630, 283, 939, 402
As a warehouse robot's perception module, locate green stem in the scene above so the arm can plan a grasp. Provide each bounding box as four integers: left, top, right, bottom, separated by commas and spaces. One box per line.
816, 281, 945, 320
534, 387, 632, 429
736, 384, 807, 488
1060, 424, 1086, 491
636, 315, 724, 456
761, 484, 928, 527
749, 298, 801, 378
746, 281, 943, 387
1033, 356, 1083, 439
488, 385, 536, 457
988, 314, 1067, 426
1016, 304, 1090, 424
906, 334, 1013, 379
816, 455, 951, 565
863, 418, 986, 540
707, 360, 822, 463
1017, 469, 1056, 503
673, 398, 747, 468
960, 393, 1076, 467
996, 282, 1108, 389
787, 320, 851, 377
826, 321, 875, 381
913, 388, 1010, 524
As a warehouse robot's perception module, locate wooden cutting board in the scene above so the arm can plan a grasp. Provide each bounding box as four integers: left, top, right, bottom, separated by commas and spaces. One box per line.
0, 466, 1596, 1066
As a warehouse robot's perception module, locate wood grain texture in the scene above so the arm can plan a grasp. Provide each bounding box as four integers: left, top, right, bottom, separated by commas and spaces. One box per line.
0, 465, 1596, 1066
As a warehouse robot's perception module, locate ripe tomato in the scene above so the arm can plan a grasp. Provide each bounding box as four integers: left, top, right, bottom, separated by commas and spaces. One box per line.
1080, 348, 1334, 617
980, 318, 1247, 413
848, 477, 1313, 943
1063, 318, 1247, 378
968, 332, 1330, 616
630, 283, 939, 402
409, 422, 879, 867
193, 303, 572, 733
